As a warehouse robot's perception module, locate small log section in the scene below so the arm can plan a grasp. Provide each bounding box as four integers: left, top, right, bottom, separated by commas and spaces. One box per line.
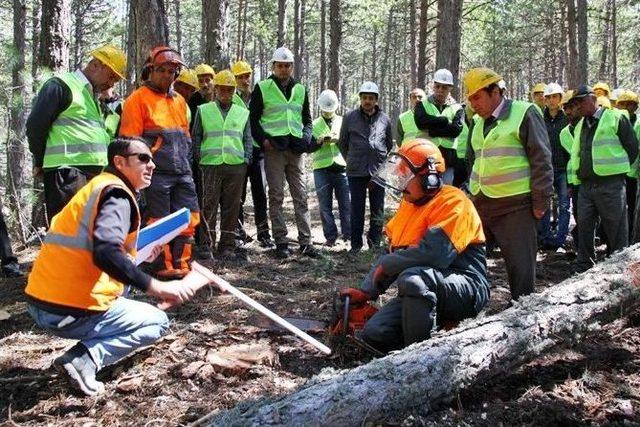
208, 246, 640, 427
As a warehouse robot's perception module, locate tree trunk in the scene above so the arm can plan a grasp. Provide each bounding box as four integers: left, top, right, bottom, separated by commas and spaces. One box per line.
38, 0, 70, 72
175, 0, 182, 53
208, 247, 640, 426
8, 0, 28, 242
202, 0, 230, 70
319, 0, 326, 90
576, 0, 588, 84
566, 0, 578, 88
435, 0, 462, 98
327, 0, 341, 93
610, 0, 617, 87
127, 0, 169, 89
235, 0, 244, 59
31, 0, 40, 93
71, 1, 83, 70
378, 8, 393, 110
598, 0, 611, 81
409, 0, 417, 89
293, 0, 304, 80
416, 0, 429, 89
277, 0, 287, 47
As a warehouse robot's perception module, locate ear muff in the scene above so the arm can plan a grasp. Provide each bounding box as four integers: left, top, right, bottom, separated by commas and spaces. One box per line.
419, 157, 443, 193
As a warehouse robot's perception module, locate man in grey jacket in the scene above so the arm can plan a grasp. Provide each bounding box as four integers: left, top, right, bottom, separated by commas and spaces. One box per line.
338, 81, 393, 252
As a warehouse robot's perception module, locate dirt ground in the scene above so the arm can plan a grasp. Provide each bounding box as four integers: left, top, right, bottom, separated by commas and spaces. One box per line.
1, 191, 639, 426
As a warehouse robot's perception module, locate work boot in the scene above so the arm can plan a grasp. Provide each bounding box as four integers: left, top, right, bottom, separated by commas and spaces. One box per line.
1, 261, 24, 278
258, 235, 275, 248
299, 244, 320, 258
53, 343, 104, 396
274, 244, 290, 259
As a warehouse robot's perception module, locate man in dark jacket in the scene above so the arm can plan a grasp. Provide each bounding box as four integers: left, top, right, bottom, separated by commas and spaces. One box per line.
338, 81, 393, 253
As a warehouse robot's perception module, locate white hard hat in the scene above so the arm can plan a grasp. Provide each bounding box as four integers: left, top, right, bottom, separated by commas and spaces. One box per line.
433, 68, 454, 86
610, 88, 625, 101
317, 89, 339, 112
271, 46, 294, 63
359, 81, 379, 95
543, 82, 564, 97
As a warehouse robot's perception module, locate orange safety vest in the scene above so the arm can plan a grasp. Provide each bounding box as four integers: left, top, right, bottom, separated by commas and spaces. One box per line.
385, 185, 485, 252
26, 172, 140, 312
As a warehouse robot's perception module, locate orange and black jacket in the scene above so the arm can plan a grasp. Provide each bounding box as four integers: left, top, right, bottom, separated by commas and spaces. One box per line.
119, 83, 192, 175
362, 185, 489, 303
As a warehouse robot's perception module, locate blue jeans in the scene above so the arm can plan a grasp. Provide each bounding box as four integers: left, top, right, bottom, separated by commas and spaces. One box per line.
538, 170, 570, 247
27, 298, 170, 370
348, 176, 385, 249
314, 168, 351, 241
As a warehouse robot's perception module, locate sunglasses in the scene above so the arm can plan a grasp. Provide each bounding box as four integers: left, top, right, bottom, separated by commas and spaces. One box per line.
124, 152, 153, 164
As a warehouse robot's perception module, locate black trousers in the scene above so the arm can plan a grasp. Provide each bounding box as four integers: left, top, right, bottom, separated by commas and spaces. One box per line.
348, 175, 385, 249
43, 166, 102, 225
0, 199, 17, 265
239, 147, 270, 239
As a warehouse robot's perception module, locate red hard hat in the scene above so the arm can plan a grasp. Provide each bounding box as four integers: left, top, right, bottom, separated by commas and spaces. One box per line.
149, 46, 185, 68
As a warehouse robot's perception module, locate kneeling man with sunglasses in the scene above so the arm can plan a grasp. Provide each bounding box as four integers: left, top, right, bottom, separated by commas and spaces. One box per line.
25, 138, 221, 396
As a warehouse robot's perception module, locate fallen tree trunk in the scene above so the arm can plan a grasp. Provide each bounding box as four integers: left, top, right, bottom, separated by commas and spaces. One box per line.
208, 246, 640, 427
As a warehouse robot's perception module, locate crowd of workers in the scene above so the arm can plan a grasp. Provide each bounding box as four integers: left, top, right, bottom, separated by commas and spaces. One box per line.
13, 41, 640, 395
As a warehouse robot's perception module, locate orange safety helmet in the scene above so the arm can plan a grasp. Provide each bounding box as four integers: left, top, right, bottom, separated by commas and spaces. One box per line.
148, 46, 185, 68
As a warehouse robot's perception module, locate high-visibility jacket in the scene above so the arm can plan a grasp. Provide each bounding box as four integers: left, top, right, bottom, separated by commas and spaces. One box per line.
456, 120, 469, 159
385, 185, 485, 252
43, 72, 110, 168
561, 125, 579, 184
258, 79, 305, 138
469, 101, 532, 198
311, 116, 345, 169
233, 91, 260, 148
398, 109, 429, 145
419, 100, 463, 149
25, 172, 139, 312
119, 85, 192, 174
198, 102, 249, 166
568, 108, 630, 185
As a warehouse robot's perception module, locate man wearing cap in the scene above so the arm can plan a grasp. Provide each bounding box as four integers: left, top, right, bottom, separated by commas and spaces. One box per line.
538, 83, 570, 250
414, 69, 465, 184
27, 44, 127, 223
231, 60, 274, 248
397, 88, 427, 145
312, 89, 351, 246
338, 81, 393, 253
464, 68, 553, 300
568, 85, 638, 271
119, 46, 200, 279
249, 47, 317, 259
191, 70, 253, 261
530, 83, 546, 111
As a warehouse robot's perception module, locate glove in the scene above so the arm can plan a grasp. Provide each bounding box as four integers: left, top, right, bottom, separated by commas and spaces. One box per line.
338, 287, 371, 304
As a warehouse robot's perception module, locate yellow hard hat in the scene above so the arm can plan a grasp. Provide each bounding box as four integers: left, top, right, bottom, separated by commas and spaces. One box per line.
463, 68, 503, 98
90, 44, 127, 79
593, 82, 611, 95
560, 90, 575, 105
531, 82, 546, 94
194, 63, 215, 77
176, 69, 199, 89
231, 60, 252, 76
213, 70, 237, 87
597, 95, 612, 109
617, 90, 638, 104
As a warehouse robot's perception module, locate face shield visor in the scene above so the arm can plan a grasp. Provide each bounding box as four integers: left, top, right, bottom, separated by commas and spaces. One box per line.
372, 152, 417, 193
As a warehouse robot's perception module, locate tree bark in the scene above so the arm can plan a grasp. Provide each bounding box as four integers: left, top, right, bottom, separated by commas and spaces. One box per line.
409, 0, 417, 89
277, 0, 287, 47
319, 0, 326, 90
598, 0, 611, 81
8, 0, 28, 242
127, 0, 169, 89
610, 0, 617, 87
38, 0, 70, 72
327, 0, 341, 93
208, 247, 640, 426
416, 0, 429, 89
202, 0, 230, 70
235, 0, 244, 59
435, 0, 462, 98
31, 0, 40, 93
175, 0, 182, 53
576, 0, 588, 84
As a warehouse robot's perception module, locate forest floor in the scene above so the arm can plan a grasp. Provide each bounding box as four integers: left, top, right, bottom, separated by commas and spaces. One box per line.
1, 192, 639, 426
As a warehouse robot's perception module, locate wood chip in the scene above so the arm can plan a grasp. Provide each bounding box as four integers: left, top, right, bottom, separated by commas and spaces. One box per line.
205, 340, 278, 374
116, 375, 143, 393
181, 361, 208, 379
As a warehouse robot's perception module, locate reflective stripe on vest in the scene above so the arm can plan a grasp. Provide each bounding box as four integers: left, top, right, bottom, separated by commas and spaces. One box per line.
469, 101, 532, 197
199, 102, 249, 166
258, 79, 305, 138
44, 72, 109, 168
312, 116, 346, 169
568, 108, 629, 184
399, 110, 429, 145
25, 172, 139, 311
420, 100, 462, 148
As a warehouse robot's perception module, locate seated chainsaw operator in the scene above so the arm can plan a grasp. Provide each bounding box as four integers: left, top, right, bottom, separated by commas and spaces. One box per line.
25, 138, 220, 397
340, 139, 490, 353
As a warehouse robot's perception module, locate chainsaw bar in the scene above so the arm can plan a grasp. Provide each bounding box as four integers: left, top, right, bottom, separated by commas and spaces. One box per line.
250, 315, 328, 333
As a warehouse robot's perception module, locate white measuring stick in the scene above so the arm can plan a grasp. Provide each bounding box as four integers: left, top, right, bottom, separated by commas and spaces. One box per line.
191, 262, 332, 355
